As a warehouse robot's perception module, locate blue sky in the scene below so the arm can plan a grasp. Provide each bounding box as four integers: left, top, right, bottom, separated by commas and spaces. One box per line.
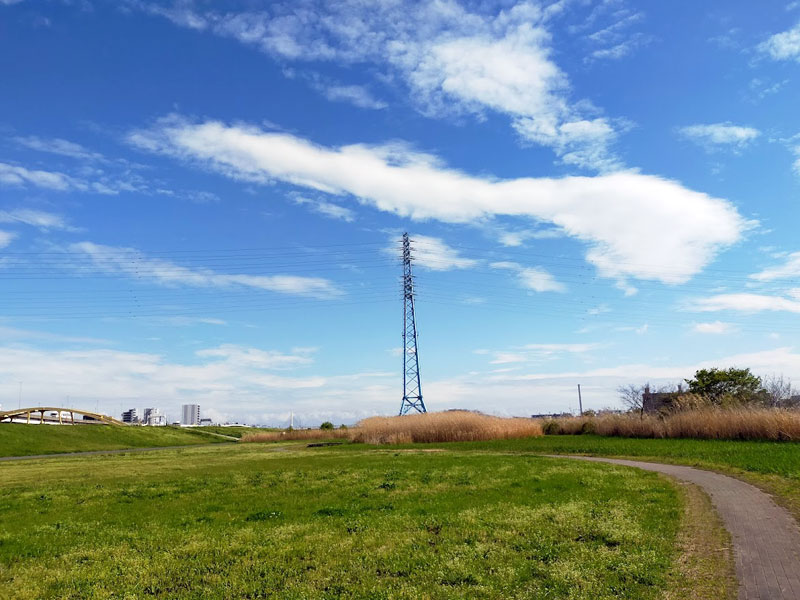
2, 0, 800, 425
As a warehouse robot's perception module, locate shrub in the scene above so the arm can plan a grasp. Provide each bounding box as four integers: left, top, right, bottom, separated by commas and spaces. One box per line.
320, 421, 334, 430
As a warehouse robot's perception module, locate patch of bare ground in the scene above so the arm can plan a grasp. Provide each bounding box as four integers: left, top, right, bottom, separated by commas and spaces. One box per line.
663, 480, 737, 600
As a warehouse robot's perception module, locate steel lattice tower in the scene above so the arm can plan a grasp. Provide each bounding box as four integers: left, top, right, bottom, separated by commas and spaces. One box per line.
399, 233, 427, 416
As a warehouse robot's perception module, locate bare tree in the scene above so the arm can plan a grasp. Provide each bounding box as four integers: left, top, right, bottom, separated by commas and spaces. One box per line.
762, 374, 798, 408
617, 383, 645, 412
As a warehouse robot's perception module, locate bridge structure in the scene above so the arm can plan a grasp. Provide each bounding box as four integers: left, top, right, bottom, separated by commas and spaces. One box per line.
0, 407, 126, 426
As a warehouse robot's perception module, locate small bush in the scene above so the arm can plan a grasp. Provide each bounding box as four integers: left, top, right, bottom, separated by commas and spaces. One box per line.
542, 420, 561, 435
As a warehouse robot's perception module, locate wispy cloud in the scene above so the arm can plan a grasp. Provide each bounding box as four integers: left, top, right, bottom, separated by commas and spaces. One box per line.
0, 161, 123, 195
128, 116, 752, 285
319, 84, 387, 110
490, 261, 565, 292
0, 208, 76, 231
692, 321, 737, 334
69, 241, 344, 299
488, 342, 600, 364
0, 230, 16, 249
677, 123, 760, 151
0, 162, 77, 191
13, 135, 106, 162
407, 235, 477, 271
196, 344, 316, 370
292, 195, 356, 222
687, 293, 800, 314
751, 251, 800, 281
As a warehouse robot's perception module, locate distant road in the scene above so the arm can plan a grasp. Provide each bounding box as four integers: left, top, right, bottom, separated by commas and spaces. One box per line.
0, 442, 236, 462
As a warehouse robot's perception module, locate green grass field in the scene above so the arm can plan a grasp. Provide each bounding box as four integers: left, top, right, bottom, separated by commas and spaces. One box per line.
0, 443, 690, 600
0, 424, 230, 458
439, 436, 800, 521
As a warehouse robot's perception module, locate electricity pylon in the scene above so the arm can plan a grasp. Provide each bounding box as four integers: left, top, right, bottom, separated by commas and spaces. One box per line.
399, 233, 426, 415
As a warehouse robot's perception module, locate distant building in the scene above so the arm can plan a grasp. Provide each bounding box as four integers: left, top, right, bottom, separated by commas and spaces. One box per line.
642, 384, 685, 414
181, 404, 200, 426
121, 408, 138, 424
199, 418, 213, 426
143, 408, 166, 426
531, 412, 572, 419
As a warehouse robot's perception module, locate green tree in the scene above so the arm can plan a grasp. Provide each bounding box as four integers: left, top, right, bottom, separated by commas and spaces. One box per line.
320, 421, 334, 430
684, 367, 764, 405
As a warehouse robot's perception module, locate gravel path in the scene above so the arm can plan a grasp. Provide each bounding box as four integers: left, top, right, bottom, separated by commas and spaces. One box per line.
557, 455, 800, 599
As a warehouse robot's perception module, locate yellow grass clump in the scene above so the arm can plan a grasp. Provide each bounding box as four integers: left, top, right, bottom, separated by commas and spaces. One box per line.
351, 411, 543, 444
542, 408, 800, 441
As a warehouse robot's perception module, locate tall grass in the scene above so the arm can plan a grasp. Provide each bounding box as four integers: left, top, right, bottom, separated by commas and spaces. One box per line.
542, 408, 800, 441
241, 411, 543, 445
352, 411, 543, 444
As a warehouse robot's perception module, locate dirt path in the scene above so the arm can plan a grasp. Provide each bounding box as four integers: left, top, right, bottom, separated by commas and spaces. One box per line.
558, 455, 800, 599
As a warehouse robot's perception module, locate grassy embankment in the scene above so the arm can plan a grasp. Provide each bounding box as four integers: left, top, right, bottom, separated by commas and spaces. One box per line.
0, 442, 732, 600
194, 425, 280, 439
0, 424, 230, 458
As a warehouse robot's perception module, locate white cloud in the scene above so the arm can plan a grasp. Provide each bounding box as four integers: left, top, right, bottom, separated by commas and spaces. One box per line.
677, 123, 760, 150
687, 293, 800, 314
490, 260, 565, 292
130, 0, 623, 171
128, 116, 751, 285
8, 336, 800, 421
69, 241, 344, 299
692, 321, 736, 334
0, 208, 74, 231
0, 230, 16, 248
408, 235, 477, 271
759, 22, 800, 61
292, 195, 355, 222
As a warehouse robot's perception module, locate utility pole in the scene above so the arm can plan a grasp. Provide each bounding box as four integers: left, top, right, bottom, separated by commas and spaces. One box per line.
577, 384, 583, 416
399, 233, 426, 416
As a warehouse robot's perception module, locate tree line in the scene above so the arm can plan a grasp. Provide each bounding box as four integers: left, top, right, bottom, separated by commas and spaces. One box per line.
618, 368, 799, 413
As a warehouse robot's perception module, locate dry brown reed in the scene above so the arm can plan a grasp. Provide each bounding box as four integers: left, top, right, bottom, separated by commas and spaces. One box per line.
542, 408, 800, 441
240, 428, 350, 443
350, 411, 543, 444
240, 411, 543, 445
